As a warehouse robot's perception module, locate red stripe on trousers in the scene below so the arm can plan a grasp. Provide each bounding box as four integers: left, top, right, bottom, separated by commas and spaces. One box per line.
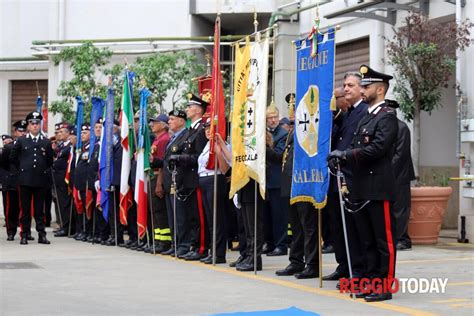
5, 192, 10, 231
17, 187, 23, 235
196, 187, 206, 255
383, 200, 395, 279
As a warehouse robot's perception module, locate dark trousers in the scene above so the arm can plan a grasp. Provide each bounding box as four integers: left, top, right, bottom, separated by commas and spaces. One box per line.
44, 189, 52, 226
90, 190, 109, 239
108, 187, 124, 242
18, 185, 47, 237
165, 190, 198, 252
3, 190, 20, 237
393, 182, 412, 246
241, 195, 265, 259
75, 190, 86, 234
265, 188, 287, 250
127, 202, 138, 242
236, 205, 247, 257
199, 175, 227, 258
354, 200, 397, 280
288, 202, 319, 268
328, 192, 366, 277
322, 205, 333, 246
56, 179, 73, 233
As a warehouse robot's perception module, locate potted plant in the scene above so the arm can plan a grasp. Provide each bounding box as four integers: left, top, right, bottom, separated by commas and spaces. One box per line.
409, 171, 452, 244
385, 12, 473, 244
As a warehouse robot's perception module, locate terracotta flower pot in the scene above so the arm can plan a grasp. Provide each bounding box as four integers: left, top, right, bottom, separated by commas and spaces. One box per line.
408, 186, 453, 245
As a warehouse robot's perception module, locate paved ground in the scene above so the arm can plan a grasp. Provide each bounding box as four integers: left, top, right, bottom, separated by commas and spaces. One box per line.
0, 223, 473, 316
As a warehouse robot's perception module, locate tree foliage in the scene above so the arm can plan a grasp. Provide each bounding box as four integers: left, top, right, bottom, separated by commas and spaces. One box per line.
50, 41, 112, 123
51, 42, 206, 123
385, 12, 473, 121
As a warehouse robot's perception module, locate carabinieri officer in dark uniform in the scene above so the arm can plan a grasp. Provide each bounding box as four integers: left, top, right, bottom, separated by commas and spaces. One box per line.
328, 65, 398, 302
10, 111, 54, 245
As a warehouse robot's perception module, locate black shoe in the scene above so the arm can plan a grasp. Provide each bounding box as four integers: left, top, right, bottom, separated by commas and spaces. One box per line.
38, 235, 51, 244
322, 270, 348, 281
54, 230, 68, 237
267, 248, 288, 257
364, 292, 392, 302
20, 237, 28, 245
275, 263, 305, 276
354, 291, 369, 299
161, 248, 175, 256
200, 254, 212, 263
322, 244, 335, 254
105, 239, 117, 246
133, 242, 147, 251
184, 251, 203, 261
294, 266, 319, 279
74, 232, 85, 241
118, 241, 126, 247
397, 242, 412, 251
86, 235, 94, 243
27, 235, 35, 241
126, 240, 138, 249
69, 233, 78, 239
7, 235, 14, 241
156, 244, 169, 254
236, 257, 262, 272
229, 255, 246, 268
262, 244, 274, 254
203, 256, 226, 264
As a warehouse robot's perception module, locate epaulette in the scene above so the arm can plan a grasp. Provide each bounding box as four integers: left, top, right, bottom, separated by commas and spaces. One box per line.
380, 106, 395, 114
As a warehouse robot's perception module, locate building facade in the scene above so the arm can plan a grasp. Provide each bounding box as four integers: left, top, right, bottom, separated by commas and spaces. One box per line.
1, 0, 473, 241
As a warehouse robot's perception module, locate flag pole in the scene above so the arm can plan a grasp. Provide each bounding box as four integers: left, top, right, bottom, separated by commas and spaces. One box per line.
253, 10, 259, 276
211, 14, 221, 266
171, 165, 178, 259
147, 177, 156, 254
318, 208, 323, 288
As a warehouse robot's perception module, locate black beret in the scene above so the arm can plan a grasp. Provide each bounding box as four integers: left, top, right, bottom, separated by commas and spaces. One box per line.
81, 123, 91, 131
385, 99, 400, 109
54, 123, 62, 131
285, 93, 296, 104
168, 109, 186, 120
59, 122, 73, 131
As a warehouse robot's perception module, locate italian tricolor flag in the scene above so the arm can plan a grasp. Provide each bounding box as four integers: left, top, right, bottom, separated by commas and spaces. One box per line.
134, 88, 152, 240
119, 71, 134, 225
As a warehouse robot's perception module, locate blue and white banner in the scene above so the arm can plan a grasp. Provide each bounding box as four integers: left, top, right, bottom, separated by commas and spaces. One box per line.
290, 29, 335, 208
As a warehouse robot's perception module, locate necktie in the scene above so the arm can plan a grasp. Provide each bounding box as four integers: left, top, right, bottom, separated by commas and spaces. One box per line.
33, 137, 37, 143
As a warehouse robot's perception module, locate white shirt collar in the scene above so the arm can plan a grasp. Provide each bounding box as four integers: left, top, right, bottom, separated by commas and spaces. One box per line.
352, 99, 363, 109
368, 101, 385, 114
190, 118, 202, 129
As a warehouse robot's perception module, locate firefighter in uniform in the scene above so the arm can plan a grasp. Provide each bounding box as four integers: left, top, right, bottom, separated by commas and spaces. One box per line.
328, 65, 398, 302
10, 111, 54, 245
149, 114, 172, 253
1, 121, 27, 241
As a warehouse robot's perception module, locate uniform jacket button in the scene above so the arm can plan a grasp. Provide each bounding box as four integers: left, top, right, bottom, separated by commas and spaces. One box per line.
369, 171, 373, 174
339, 137, 343, 140
357, 141, 361, 144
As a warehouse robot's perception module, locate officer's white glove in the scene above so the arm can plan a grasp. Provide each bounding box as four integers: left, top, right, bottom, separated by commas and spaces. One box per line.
94, 180, 100, 192
233, 194, 241, 209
